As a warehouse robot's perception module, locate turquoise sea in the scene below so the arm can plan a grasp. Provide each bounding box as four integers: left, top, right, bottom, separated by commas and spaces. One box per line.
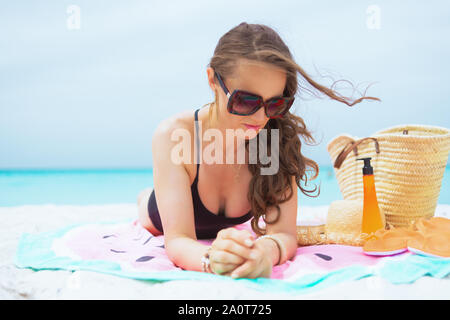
1, 166, 449, 207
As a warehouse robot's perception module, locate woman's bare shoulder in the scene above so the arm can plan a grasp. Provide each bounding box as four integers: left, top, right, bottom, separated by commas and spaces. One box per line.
153, 109, 195, 138
152, 109, 197, 181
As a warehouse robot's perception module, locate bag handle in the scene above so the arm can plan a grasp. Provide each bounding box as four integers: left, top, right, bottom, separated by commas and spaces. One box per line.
334, 137, 380, 169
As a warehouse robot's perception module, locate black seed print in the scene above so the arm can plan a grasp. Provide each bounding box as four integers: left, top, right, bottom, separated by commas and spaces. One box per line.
142, 236, 153, 245
314, 253, 332, 261
103, 235, 117, 239
157, 244, 165, 248
136, 256, 154, 262
110, 249, 126, 253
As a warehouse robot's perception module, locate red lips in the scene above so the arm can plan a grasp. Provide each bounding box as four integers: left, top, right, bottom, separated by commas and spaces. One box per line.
244, 123, 261, 130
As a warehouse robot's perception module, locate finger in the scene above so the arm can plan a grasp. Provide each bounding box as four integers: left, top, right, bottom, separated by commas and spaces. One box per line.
222, 228, 255, 248
210, 248, 246, 265
212, 239, 256, 261
211, 262, 239, 275
230, 259, 255, 279
230, 248, 265, 279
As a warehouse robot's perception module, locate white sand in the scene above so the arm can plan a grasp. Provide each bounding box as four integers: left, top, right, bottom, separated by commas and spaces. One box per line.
1, 203, 449, 300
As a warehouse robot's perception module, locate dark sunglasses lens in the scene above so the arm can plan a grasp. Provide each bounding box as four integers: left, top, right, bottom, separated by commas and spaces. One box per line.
266, 98, 291, 117
230, 92, 261, 115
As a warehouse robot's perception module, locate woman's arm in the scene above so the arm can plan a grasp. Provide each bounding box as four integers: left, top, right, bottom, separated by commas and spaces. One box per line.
165, 237, 210, 271
230, 175, 299, 278
260, 174, 299, 263
151, 120, 207, 270
151, 120, 255, 272
258, 177, 299, 265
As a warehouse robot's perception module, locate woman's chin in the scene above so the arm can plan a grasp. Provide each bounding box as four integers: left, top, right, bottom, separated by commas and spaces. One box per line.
239, 128, 259, 140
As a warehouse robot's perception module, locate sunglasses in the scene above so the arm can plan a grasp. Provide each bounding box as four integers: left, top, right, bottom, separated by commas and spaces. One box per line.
214, 71, 294, 119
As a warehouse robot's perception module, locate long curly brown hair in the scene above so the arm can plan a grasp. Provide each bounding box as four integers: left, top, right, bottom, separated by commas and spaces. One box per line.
204, 22, 380, 236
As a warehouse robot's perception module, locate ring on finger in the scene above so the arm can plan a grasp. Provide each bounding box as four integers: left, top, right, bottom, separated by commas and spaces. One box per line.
211, 262, 223, 275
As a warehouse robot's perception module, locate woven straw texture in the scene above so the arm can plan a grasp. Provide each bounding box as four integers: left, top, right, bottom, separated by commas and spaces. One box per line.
327, 124, 450, 228
296, 224, 327, 246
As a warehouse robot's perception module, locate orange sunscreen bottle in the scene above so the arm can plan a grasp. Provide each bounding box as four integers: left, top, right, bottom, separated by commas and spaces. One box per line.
356, 157, 385, 235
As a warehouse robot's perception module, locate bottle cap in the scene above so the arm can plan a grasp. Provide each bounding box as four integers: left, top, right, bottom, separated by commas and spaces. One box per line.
356, 157, 374, 175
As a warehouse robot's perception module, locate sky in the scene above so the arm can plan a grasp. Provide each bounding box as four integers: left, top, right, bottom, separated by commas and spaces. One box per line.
1, 0, 449, 169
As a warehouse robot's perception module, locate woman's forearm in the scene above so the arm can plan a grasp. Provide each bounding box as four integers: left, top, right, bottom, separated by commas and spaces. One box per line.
165, 236, 210, 272
165, 232, 298, 275
274, 232, 298, 262
258, 232, 298, 266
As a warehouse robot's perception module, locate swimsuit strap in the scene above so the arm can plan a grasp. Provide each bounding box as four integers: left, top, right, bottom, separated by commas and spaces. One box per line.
195, 109, 200, 164
194, 109, 200, 182
193, 107, 251, 219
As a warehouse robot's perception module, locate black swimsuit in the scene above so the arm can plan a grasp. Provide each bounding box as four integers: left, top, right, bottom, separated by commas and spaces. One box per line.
147, 108, 253, 239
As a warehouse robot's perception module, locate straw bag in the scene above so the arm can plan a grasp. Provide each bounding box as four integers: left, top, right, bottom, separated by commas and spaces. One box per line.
327, 124, 450, 228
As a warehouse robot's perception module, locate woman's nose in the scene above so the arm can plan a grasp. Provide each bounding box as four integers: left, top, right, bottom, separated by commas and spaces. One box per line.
253, 105, 269, 123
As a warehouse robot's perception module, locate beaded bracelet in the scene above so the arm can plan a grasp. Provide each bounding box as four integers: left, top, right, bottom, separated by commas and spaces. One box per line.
255, 234, 287, 266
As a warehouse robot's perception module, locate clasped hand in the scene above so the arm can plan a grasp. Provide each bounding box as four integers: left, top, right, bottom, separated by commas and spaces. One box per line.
208, 227, 272, 279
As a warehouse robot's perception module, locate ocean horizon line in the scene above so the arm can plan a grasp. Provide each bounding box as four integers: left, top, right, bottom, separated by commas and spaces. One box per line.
1, 163, 449, 173
0, 164, 338, 173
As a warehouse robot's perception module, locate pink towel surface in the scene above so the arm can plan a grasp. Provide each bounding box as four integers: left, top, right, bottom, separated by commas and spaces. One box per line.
50, 219, 384, 280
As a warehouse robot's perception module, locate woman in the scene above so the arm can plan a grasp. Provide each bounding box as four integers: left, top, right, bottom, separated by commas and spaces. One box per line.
136, 22, 379, 279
